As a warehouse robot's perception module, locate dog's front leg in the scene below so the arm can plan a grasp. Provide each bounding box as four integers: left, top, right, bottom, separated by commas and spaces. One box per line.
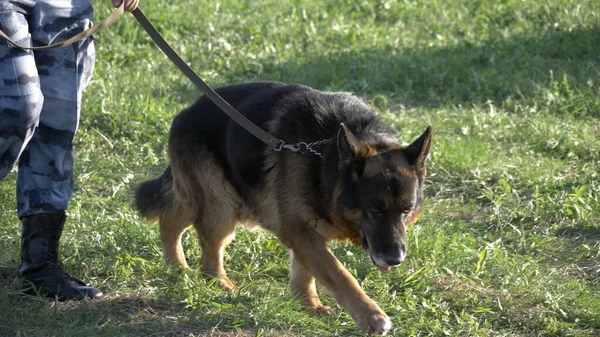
289, 252, 333, 314
285, 234, 391, 334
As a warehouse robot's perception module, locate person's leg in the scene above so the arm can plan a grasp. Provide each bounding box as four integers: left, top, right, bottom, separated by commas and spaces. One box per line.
17, 0, 95, 218
11, 0, 101, 300
0, 0, 43, 181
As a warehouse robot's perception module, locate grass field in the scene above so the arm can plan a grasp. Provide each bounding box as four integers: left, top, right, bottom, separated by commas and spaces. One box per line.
1, 0, 599, 336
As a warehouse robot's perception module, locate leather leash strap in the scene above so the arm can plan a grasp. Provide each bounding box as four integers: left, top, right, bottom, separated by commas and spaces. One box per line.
0, 3, 285, 150
0, 2, 124, 50
131, 8, 284, 149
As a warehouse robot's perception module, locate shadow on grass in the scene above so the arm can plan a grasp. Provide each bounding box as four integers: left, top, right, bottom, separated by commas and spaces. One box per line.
556, 224, 600, 240
261, 26, 600, 112
553, 224, 600, 285
164, 26, 600, 116
0, 266, 16, 291
0, 263, 284, 336
0, 293, 292, 337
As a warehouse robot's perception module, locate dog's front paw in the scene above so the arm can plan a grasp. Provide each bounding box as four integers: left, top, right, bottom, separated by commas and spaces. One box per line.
309, 305, 334, 315
357, 310, 391, 335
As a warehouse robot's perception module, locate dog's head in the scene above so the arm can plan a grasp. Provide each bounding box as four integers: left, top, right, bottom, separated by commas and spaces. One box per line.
335, 124, 432, 272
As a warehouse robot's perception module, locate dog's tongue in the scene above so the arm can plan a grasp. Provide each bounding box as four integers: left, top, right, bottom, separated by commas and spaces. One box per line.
377, 265, 391, 273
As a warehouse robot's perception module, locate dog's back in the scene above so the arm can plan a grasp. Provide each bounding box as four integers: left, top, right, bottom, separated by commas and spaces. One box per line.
136, 81, 302, 219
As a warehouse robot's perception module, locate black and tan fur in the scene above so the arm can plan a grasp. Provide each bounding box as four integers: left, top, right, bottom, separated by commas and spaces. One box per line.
135, 82, 432, 334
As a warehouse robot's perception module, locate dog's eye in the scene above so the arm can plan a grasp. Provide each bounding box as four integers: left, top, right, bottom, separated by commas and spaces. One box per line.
369, 207, 382, 215
402, 209, 412, 214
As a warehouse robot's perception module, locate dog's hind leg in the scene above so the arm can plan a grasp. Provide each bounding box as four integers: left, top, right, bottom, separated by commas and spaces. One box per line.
188, 158, 240, 292
170, 150, 239, 291
289, 252, 332, 314
193, 211, 237, 292
159, 206, 192, 269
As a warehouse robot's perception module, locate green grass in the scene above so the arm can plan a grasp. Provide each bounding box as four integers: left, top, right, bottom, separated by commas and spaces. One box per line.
1, 0, 599, 336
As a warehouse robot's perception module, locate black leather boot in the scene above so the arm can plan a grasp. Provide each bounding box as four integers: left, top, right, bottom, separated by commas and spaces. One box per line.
15, 211, 103, 301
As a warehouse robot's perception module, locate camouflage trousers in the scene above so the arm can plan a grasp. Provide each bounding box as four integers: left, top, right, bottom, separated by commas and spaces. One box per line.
0, 0, 95, 218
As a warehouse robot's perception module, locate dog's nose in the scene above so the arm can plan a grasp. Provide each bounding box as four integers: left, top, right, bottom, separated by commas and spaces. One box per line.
384, 255, 404, 266
383, 249, 406, 266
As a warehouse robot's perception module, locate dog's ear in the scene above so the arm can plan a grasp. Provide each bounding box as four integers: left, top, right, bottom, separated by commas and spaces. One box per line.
337, 123, 369, 161
404, 126, 432, 170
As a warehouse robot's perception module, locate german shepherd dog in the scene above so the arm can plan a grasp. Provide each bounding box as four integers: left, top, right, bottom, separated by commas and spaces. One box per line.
135, 82, 432, 334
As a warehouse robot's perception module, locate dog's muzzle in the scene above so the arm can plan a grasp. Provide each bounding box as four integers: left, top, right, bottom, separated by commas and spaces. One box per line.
361, 230, 393, 273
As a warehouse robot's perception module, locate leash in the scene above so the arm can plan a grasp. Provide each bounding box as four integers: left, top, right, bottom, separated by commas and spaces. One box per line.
0, 3, 328, 156
131, 9, 331, 156
130, 8, 285, 150
0, 2, 124, 50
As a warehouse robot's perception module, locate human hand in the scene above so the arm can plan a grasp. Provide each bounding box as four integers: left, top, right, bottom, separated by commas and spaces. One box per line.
111, 0, 139, 12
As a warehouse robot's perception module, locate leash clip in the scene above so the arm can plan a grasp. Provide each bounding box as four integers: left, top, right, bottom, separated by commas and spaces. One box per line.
274, 139, 331, 158
274, 140, 286, 152
275, 142, 307, 153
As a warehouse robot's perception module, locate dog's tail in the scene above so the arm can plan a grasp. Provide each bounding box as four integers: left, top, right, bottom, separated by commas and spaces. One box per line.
134, 166, 176, 221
